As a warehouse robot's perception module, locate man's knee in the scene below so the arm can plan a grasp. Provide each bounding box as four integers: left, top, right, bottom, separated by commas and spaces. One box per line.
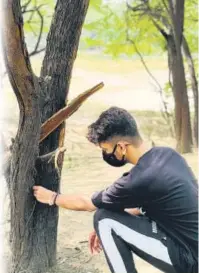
94, 208, 141, 232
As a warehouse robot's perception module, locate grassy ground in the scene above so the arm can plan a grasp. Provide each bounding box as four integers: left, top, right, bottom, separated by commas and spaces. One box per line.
2, 52, 198, 273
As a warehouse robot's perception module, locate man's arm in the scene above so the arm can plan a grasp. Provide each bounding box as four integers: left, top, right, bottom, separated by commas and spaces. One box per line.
33, 186, 96, 212
124, 208, 142, 215
55, 193, 96, 211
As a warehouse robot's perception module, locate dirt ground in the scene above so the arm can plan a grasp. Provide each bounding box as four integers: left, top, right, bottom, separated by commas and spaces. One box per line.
1, 53, 198, 273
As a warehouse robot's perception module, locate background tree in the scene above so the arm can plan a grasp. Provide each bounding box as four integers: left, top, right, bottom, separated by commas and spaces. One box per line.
83, 0, 198, 153
126, 0, 193, 153
2, 1, 104, 273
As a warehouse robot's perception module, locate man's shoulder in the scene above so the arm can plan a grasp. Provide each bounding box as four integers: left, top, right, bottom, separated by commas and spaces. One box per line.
134, 146, 181, 181
124, 164, 153, 187
147, 146, 182, 167
152, 146, 178, 156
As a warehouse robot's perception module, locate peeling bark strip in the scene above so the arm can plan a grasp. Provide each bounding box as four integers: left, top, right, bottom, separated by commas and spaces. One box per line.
40, 82, 104, 142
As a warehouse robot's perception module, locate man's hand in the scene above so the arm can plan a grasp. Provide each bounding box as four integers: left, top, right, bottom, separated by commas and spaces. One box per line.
33, 186, 96, 211
33, 186, 54, 204
89, 231, 102, 255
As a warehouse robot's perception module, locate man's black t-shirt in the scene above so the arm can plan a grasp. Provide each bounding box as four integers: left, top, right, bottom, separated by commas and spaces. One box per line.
92, 147, 198, 269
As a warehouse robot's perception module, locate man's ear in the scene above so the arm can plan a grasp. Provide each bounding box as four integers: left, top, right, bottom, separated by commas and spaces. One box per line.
117, 142, 127, 154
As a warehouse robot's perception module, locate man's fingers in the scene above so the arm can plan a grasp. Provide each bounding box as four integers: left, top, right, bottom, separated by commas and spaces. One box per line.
93, 236, 101, 253
93, 236, 98, 250
97, 238, 102, 248
99, 244, 102, 250
33, 189, 38, 195
88, 232, 102, 255
95, 246, 101, 253
89, 234, 95, 254
96, 236, 102, 248
96, 238, 102, 253
89, 234, 101, 255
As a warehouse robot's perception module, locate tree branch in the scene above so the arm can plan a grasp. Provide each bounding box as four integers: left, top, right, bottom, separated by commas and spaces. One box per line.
2, 80, 104, 176
33, 8, 44, 53
142, 1, 170, 39
126, 1, 145, 12
39, 82, 104, 142
150, 16, 169, 40
2, 0, 38, 110
2, 0, 41, 194
127, 36, 168, 110
126, 0, 170, 39
2, 1, 41, 185
168, 0, 185, 47
125, 9, 174, 136
162, 0, 170, 15
21, 0, 32, 13
23, 4, 46, 57
29, 47, 45, 57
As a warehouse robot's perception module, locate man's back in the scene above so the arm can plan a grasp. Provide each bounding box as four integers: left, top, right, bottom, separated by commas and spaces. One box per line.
139, 147, 198, 260
92, 146, 198, 262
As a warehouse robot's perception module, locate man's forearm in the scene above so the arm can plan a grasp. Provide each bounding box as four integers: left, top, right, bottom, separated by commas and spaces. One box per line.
125, 208, 141, 215
55, 194, 96, 212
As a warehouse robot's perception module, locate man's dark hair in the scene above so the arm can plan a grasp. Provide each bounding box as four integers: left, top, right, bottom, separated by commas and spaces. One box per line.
87, 107, 141, 144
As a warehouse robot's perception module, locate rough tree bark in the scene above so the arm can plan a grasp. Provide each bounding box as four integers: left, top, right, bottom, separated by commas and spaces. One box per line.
167, 35, 192, 153
2, 0, 90, 273
182, 36, 198, 146
2, 1, 41, 272
167, 0, 192, 153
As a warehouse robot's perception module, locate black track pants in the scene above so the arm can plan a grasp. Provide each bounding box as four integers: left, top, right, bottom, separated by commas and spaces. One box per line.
94, 209, 177, 273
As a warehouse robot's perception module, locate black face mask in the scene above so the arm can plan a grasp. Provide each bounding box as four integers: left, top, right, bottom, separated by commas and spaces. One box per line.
102, 144, 127, 167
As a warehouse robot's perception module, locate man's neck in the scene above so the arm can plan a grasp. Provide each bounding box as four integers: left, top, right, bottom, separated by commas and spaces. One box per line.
127, 142, 152, 165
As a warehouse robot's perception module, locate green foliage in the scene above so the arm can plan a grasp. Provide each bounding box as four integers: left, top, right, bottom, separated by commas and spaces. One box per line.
21, 0, 55, 36
163, 82, 172, 99
83, 0, 165, 57
83, 0, 198, 58
184, 0, 198, 54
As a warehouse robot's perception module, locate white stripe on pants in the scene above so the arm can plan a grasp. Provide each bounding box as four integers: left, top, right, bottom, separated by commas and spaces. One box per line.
99, 218, 172, 273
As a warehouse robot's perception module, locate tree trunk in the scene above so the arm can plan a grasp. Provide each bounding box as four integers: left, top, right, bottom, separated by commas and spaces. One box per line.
24, 1, 90, 272
2, 0, 89, 272
29, 1, 90, 272
2, 1, 41, 272
129, 0, 193, 152
167, 0, 192, 153
182, 36, 198, 146
167, 35, 192, 153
